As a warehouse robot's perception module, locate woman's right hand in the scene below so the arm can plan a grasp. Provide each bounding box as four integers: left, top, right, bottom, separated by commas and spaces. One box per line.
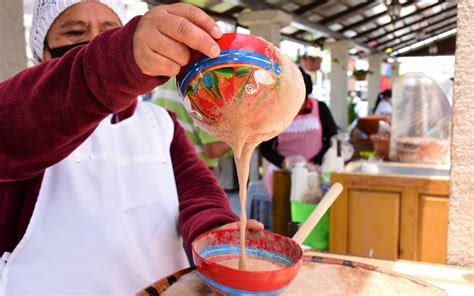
132, 3, 222, 77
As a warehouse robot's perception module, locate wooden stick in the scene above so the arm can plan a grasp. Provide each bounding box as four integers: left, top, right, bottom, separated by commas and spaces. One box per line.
292, 183, 344, 245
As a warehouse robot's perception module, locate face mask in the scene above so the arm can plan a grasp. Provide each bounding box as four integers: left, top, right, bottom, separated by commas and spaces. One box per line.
46, 41, 89, 59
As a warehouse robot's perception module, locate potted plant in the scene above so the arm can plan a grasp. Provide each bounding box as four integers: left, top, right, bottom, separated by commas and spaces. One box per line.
352, 69, 372, 81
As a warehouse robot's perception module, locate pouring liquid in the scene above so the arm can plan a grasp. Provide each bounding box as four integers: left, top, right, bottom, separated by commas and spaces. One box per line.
189, 46, 305, 270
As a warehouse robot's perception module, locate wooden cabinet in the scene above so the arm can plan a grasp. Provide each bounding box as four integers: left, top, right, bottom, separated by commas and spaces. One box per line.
347, 190, 401, 260
330, 171, 449, 264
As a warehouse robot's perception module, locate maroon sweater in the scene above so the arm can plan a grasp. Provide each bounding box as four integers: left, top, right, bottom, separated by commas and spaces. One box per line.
0, 16, 238, 255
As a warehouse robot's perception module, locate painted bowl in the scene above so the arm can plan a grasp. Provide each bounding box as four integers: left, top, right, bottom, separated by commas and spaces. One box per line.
176, 33, 281, 125
191, 229, 303, 295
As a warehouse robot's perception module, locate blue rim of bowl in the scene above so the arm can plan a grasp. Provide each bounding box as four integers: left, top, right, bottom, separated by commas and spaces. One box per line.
201, 244, 295, 267
177, 49, 281, 97
197, 272, 288, 296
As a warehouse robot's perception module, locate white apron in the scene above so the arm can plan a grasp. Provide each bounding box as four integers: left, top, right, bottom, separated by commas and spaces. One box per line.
0, 103, 189, 295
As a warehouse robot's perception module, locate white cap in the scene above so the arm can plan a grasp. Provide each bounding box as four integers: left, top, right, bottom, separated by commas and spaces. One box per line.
30, 0, 127, 63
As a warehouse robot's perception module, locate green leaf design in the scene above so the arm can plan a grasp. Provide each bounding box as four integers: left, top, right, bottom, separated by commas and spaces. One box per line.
253, 85, 275, 110
202, 72, 216, 98
209, 71, 223, 99
202, 71, 224, 99
189, 95, 217, 122
214, 67, 234, 78
236, 69, 253, 105
235, 66, 251, 77
187, 78, 201, 96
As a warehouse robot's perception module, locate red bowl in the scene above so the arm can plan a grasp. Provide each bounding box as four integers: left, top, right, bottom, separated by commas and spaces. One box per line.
192, 229, 303, 295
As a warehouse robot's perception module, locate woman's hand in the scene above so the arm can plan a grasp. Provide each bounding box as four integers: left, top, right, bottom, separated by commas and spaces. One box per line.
133, 3, 222, 77
214, 219, 265, 232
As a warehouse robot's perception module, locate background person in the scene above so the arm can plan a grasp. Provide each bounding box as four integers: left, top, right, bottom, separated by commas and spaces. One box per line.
373, 89, 392, 116
152, 77, 231, 170
260, 67, 338, 196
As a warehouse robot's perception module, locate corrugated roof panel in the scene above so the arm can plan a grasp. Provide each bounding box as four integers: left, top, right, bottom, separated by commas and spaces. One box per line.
281, 25, 300, 35
290, 0, 314, 6
399, 4, 418, 17
301, 31, 320, 41
384, 23, 396, 32
209, 2, 236, 13
363, 3, 386, 17
394, 27, 412, 37
376, 15, 391, 26
316, 1, 347, 17
416, 0, 438, 9
403, 14, 422, 24
282, 2, 300, 11
329, 23, 344, 31
307, 14, 324, 22
339, 0, 362, 6
365, 28, 386, 39
340, 14, 364, 27
344, 30, 357, 38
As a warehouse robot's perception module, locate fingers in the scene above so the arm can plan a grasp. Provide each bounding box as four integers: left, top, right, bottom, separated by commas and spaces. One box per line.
165, 3, 222, 39
223, 220, 264, 231
135, 45, 181, 77
246, 219, 265, 231
147, 29, 191, 66
212, 220, 264, 234
133, 3, 222, 77
157, 12, 220, 58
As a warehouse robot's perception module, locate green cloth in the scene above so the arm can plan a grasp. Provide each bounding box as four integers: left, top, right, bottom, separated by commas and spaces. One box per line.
152, 77, 221, 168
291, 201, 329, 251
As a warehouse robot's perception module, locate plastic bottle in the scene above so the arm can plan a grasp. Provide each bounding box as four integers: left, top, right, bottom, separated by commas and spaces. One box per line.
290, 162, 308, 202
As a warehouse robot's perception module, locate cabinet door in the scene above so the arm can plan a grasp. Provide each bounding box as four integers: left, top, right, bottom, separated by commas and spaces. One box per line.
417, 195, 448, 264
348, 190, 401, 260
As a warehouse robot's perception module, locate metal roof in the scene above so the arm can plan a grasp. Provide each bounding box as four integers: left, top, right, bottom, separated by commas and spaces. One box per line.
145, 0, 458, 56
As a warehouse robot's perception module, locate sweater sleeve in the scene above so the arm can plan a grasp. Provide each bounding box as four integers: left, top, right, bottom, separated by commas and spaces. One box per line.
0, 16, 165, 182
311, 101, 338, 165
169, 112, 239, 253
260, 137, 284, 168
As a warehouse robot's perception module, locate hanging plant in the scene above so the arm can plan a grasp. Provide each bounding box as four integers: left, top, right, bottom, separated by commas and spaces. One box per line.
352, 69, 373, 81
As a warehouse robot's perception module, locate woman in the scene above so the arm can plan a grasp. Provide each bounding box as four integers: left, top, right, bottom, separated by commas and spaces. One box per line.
0, 1, 262, 294
260, 68, 338, 196
373, 89, 392, 116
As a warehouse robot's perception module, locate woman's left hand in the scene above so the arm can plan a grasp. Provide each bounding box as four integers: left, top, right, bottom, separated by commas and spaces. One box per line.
214, 219, 264, 232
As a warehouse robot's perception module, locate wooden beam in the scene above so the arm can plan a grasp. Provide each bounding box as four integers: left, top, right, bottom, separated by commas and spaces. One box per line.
236, 0, 367, 47
147, 0, 373, 52
320, 1, 377, 25
352, 0, 447, 37
338, 0, 438, 36
289, 29, 305, 38
399, 35, 455, 56
364, 6, 457, 43
376, 16, 458, 49
391, 25, 457, 52
281, 33, 322, 48
292, 0, 329, 16
222, 6, 245, 18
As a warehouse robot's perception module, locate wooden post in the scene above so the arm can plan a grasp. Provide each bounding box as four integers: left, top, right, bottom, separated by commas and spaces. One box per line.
272, 170, 291, 236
